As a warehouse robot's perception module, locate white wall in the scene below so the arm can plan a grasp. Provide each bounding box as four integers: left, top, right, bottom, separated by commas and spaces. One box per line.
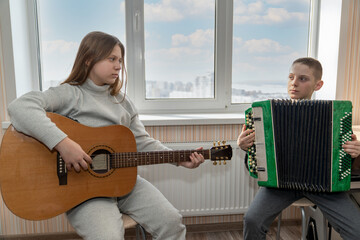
316, 0, 342, 100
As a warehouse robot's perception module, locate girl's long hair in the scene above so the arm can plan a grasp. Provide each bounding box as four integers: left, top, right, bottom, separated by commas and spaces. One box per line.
62, 31, 126, 96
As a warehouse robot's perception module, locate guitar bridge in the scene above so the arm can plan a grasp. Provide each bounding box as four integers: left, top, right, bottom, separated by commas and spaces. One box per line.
57, 153, 67, 185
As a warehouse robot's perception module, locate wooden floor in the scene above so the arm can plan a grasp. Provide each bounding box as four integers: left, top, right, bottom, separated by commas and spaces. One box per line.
125, 222, 302, 240
185, 225, 301, 240
2, 221, 345, 239
0, 222, 303, 240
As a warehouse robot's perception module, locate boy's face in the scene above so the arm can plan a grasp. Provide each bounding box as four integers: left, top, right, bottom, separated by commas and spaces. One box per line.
287, 63, 323, 100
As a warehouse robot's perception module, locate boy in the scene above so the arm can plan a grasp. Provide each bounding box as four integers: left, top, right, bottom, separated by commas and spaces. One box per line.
237, 57, 360, 239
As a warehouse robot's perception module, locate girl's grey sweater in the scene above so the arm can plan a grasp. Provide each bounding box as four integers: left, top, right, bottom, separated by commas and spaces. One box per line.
8, 79, 168, 152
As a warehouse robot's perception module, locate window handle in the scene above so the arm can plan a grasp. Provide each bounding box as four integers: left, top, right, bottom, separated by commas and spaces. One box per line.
134, 11, 140, 32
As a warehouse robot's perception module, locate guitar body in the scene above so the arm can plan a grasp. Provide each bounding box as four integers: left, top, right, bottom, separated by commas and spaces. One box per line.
0, 113, 137, 220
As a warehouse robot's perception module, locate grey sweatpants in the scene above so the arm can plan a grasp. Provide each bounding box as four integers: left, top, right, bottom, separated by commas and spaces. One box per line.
244, 187, 360, 240
66, 176, 185, 240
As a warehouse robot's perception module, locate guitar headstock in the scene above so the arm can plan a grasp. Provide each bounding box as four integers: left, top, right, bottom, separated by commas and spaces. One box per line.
210, 141, 233, 165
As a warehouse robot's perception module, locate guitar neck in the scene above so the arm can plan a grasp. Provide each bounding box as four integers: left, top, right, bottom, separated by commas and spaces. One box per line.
110, 149, 211, 168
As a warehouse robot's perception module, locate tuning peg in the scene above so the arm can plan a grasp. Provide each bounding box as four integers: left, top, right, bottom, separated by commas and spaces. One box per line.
213, 142, 216, 147
218, 160, 221, 165
222, 140, 226, 145
217, 141, 221, 146
223, 160, 227, 165
213, 161, 217, 165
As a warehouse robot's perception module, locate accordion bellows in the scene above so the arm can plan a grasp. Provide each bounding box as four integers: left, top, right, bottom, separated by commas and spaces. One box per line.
245, 99, 352, 192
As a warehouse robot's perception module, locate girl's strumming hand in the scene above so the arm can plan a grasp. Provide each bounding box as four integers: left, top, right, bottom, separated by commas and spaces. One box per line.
55, 137, 93, 172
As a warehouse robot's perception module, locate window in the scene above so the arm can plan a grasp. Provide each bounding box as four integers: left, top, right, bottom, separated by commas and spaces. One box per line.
232, 0, 311, 103
127, 0, 313, 113
126, 0, 227, 114
143, 0, 215, 100
37, 0, 126, 90
17, 0, 316, 114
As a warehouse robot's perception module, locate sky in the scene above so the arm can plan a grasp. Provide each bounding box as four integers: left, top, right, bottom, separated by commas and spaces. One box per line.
38, 0, 310, 91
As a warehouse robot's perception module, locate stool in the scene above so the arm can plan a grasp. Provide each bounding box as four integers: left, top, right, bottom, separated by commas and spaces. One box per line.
276, 198, 328, 240
123, 214, 146, 240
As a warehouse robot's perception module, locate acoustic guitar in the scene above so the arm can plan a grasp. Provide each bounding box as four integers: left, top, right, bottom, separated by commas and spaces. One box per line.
0, 113, 232, 220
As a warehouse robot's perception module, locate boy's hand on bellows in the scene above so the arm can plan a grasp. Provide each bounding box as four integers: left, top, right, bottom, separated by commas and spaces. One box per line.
237, 124, 255, 151
55, 137, 93, 172
179, 147, 205, 169
343, 134, 360, 158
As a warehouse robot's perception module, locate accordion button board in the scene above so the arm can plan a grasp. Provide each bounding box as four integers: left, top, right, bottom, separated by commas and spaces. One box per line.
245, 99, 353, 192
245, 107, 267, 181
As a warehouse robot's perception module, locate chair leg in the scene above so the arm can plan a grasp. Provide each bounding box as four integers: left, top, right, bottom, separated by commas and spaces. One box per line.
305, 206, 328, 240
300, 207, 307, 240
276, 212, 282, 240
136, 224, 147, 240
328, 222, 332, 240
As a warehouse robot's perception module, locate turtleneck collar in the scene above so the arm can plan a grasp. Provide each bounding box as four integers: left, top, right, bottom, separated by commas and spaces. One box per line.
82, 78, 110, 94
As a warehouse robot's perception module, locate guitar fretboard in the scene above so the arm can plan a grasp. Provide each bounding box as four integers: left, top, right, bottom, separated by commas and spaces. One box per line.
110, 149, 211, 168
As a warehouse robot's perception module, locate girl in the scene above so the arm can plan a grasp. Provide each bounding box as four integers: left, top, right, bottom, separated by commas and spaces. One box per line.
8, 31, 204, 240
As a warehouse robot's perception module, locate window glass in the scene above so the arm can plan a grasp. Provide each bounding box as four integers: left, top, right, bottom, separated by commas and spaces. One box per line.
144, 0, 215, 99
37, 0, 126, 90
232, 0, 311, 103
37, 0, 312, 108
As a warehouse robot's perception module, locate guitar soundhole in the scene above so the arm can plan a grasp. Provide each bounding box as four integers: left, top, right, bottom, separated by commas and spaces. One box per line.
90, 149, 110, 174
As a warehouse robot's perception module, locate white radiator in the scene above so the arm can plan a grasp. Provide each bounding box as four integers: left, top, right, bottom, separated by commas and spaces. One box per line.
138, 141, 258, 216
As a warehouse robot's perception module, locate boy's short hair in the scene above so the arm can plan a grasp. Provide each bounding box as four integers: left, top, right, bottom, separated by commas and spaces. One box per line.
292, 57, 323, 81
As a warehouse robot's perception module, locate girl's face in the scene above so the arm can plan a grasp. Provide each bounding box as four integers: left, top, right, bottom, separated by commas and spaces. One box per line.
88, 45, 122, 86
287, 63, 323, 100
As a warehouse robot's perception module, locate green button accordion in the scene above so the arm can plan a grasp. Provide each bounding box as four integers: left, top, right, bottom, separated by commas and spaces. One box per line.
245, 99, 353, 192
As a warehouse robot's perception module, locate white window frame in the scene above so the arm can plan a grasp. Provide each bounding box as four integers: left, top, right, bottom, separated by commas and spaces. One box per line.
1, 0, 321, 117
0, 0, 41, 103
126, 0, 238, 114
126, 0, 320, 114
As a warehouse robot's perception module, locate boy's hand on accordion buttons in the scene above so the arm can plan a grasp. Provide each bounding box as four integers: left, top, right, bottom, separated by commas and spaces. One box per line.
342, 134, 360, 158
237, 125, 255, 151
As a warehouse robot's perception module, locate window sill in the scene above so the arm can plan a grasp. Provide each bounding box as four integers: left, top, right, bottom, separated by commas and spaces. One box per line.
1, 121, 11, 130
139, 113, 245, 126
1, 113, 245, 130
